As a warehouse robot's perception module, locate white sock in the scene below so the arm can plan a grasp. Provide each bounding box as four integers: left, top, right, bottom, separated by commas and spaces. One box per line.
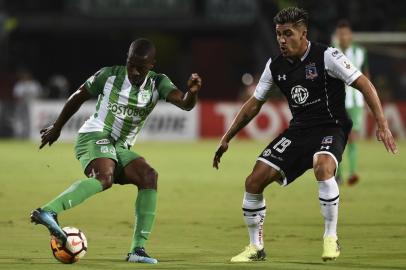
242, 192, 266, 249
318, 177, 339, 238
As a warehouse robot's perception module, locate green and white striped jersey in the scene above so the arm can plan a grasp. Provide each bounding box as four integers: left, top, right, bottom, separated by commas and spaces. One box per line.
343, 44, 368, 108
79, 66, 177, 146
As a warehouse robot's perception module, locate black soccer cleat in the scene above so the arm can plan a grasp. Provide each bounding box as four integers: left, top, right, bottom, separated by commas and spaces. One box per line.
30, 208, 67, 245
126, 247, 158, 264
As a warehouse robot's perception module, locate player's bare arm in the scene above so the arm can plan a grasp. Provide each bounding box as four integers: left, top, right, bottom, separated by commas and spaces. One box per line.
39, 86, 92, 149
166, 73, 202, 111
213, 96, 266, 169
351, 75, 397, 154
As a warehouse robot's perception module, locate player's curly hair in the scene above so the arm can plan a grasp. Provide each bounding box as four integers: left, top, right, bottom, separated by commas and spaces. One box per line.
273, 7, 308, 27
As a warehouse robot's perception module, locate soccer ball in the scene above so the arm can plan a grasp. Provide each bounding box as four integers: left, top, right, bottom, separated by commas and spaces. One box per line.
50, 226, 87, 264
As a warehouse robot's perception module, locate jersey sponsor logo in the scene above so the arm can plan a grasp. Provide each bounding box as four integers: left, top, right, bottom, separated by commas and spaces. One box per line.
305, 62, 318, 80
322, 136, 333, 144
108, 101, 153, 118
291, 85, 309, 104
95, 139, 110, 145
277, 74, 287, 81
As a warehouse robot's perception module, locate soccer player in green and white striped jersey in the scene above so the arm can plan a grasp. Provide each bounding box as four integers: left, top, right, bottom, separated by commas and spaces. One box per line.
30, 38, 202, 264
334, 20, 370, 186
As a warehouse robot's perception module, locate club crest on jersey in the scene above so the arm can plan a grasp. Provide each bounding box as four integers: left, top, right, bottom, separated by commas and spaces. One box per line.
137, 90, 152, 106
291, 85, 309, 104
305, 62, 318, 80
321, 136, 333, 144
343, 61, 351, 69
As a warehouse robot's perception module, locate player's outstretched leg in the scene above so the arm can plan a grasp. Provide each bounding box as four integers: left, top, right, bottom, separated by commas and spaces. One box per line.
231, 161, 279, 262
314, 154, 340, 261
122, 158, 158, 264
31, 177, 103, 243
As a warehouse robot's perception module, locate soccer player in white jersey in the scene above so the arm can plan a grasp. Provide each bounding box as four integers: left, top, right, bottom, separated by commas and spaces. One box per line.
213, 7, 397, 262
334, 19, 370, 185
30, 38, 202, 264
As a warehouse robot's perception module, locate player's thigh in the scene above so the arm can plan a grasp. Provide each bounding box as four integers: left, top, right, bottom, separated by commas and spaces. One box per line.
115, 149, 157, 188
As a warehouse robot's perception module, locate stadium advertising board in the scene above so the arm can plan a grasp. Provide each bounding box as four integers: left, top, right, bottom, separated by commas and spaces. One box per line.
29, 101, 199, 141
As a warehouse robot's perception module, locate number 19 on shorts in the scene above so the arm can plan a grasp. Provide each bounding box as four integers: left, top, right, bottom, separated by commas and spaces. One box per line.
273, 137, 291, 153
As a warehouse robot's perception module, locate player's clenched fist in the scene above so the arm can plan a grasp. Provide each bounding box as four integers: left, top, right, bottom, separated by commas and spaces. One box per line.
187, 73, 202, 93
39, 124, 61, 149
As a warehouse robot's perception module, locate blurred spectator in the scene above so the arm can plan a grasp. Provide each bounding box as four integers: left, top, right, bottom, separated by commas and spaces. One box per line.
12, 69, 42, 138
45, 74, 70, 99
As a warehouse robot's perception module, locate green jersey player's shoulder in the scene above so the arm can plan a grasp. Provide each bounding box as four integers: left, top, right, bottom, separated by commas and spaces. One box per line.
84, 66, 124, 96
150, 71, 178, 100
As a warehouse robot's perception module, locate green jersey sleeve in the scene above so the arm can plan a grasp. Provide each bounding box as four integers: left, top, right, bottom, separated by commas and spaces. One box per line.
157, 74, 177, 100
84, 67, 109, 96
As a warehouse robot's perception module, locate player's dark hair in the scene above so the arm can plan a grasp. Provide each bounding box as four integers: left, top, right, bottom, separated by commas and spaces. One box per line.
273, 7, 308, 27
336, 19, 352, 29
129, 38, 155, 57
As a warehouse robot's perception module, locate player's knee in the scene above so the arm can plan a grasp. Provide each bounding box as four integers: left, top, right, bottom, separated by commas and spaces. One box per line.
314, 162, 335, 181
245, 174, 263, 193
139, 168, 158, 190
94, 171, 114, 190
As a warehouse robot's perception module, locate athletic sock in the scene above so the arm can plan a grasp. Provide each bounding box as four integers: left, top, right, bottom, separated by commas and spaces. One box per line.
42, 178, 103, 214
242, 192, 266, 249
318, 177, 339, 238
348, 142, 357, 175
130, 189, 157, 252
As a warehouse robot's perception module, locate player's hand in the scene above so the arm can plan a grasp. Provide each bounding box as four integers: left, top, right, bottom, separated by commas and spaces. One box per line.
39, 124, 61, 149
376, 126, 397, 154
213, 139, 229, 169
187, 73, 202, 94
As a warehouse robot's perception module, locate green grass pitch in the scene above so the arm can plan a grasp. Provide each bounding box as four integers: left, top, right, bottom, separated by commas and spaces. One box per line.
0, 139, 405, 270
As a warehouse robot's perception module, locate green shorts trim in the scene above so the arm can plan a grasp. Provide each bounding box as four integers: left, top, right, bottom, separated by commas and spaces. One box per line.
347, 106, 364, 131
74, 131, 141, 176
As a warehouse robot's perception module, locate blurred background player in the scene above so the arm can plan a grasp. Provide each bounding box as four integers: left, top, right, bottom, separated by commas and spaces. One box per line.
333, 19, 370, 185
30, 38, 202, 264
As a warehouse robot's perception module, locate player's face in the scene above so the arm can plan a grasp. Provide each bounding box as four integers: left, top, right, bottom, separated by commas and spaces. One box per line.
126, 54, 155, 86
335, 27, 352, 50
276, 23, 307, 58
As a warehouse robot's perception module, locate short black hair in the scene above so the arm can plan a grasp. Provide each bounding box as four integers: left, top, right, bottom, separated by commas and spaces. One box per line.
273, 7, 308, 27
129, 38, 155, 57
336, 19, 352, 29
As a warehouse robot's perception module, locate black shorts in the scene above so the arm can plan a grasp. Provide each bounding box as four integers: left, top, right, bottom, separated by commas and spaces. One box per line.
258, 124, 349, 186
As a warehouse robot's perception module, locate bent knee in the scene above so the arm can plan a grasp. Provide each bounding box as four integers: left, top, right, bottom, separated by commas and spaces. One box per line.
245, 174, 265, 194
314, 162, 335, 181
89, 170, 114, 190
139, 168, 158, 189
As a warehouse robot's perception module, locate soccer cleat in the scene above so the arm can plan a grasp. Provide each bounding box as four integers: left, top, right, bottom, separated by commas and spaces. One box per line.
322, 236, 340, 261
347, 174, 360, 186
30, 208, 67, 245
126, 247, 158, 264
230, 245, 266, 262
